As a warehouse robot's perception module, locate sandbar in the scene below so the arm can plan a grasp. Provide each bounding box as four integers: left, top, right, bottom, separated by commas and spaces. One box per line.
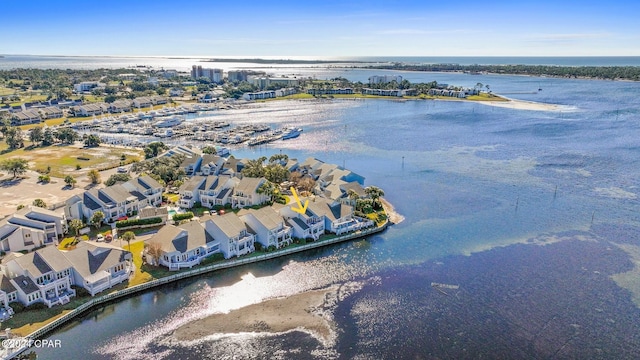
172, 288, 333, 343
478, 97, 569, 111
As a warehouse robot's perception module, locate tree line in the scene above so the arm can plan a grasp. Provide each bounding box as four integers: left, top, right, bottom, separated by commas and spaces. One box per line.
364, 64, 640, 81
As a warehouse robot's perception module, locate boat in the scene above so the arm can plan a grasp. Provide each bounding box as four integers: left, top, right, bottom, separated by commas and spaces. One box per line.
154, 116, 183, 128
282, 127, 303, 140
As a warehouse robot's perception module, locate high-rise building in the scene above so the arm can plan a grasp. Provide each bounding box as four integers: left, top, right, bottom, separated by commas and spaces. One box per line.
191, 65, 223, 83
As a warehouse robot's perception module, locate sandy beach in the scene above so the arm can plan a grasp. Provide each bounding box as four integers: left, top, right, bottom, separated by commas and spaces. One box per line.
478, 97, 570, 111
172, 287, 335, 343
381, 197, 404, 224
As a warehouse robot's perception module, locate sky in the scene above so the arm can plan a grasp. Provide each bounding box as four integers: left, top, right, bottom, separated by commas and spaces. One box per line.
2, 0, 639, 57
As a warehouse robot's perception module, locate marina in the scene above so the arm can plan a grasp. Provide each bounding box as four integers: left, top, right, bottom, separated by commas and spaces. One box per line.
67, 102, 305, 148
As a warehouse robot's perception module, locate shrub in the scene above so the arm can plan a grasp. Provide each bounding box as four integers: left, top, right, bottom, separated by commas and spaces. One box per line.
75, 164, 82, 170
267, 245, 276, 252
38, 174, 50, 183
115, 217, 163, 228
254, 242, 263, 251
10, 302, 25, 313
72, 285, 91, 297
172, 212, 194, 222
24, 302, 48, 311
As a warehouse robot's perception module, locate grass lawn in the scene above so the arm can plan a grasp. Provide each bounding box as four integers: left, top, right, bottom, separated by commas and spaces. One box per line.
165, 193, 180, 204
0, 142, 143, 178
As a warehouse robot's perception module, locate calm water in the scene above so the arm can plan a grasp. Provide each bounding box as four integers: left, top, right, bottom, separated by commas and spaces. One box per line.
22, 62, 640, 359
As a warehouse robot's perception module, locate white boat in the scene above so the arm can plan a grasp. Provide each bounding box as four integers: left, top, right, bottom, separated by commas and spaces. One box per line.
154, 116, 183, 128
282, 127, 303, 140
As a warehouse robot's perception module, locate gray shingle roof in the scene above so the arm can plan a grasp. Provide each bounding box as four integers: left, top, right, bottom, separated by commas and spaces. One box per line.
64, 242, 130, 279
208, 213, 246, 238
12, 275, 39, 295
148, 222, 212, 254
0, 274, 16, 294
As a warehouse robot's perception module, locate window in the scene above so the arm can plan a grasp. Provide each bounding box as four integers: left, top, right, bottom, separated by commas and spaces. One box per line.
25, 233, 31, 238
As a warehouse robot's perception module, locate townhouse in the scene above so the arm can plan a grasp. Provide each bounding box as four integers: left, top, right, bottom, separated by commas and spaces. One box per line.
1, 242, 133, 307
65, 175, 163, 222
239, 207, 292, 250
144, 221, 220, 271
10, 109, 41, 126
39, 106, 63, 119
204, 213, 255, 259
231, 177, 269, 208
0, 207, 67, 253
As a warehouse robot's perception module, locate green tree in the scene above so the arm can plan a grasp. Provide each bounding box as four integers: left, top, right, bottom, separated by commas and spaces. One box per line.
268, 154, 289, 164
56, 128, 78, 144
202, 146, 217, 155
68, 218, 84, 238
241, 156, 267, 178
121, 231, 135, 250
105, 173, 131, 186
29, 127, 44, 144
0, 158, 28, 177
90, 210, 105, 229
32, 198, 47, 208
256, 181, 276, 200
64, 175, 77, 188
4, 127, 24, 149
87, 169, 101, 184
264, 163, 289, 184
42, 127, 56, 146
364, 186, 385, 210
83, 134, 101, 147
143, 141, 168, 159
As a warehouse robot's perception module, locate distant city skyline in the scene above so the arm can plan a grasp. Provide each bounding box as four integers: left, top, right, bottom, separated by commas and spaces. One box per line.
2, 0, 639, 57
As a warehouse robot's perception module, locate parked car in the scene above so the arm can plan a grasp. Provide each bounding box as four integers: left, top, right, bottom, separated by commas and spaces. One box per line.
117, 167, 127, 173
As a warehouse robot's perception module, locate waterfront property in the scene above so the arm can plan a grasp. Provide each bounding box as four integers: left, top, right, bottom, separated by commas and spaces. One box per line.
144, 221, 220, 271
62, 241, 134, 296
0, 207, 67, 253
361, 88, 417, 97
65, 175, 163, 223
239, 207, 292, 250
307, 88, 354, 95
205, 213, 256, 259
1, 241, 133, 307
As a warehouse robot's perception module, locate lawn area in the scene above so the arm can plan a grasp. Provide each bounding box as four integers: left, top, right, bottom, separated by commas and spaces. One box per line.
164, 193, 180, 204
124, 241, 175, 286
0, 143, 143, 178
3, 297, 89, 337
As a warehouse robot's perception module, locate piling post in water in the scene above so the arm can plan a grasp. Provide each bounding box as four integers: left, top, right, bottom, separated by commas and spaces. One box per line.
515, 196, 519, 212
591, 211, 595, 224
402, 156, 405, 168
554, 185, 558, 200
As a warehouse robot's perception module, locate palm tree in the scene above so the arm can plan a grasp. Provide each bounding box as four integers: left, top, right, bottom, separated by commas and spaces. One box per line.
256, 181, 276, 201
364, 186, 385, 210
121, 231, 135, 250
347, 189, 360, 206
68, 218, 84, 239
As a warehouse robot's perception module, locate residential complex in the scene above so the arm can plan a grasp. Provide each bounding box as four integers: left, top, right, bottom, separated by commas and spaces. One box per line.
0, 241, 133, 311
